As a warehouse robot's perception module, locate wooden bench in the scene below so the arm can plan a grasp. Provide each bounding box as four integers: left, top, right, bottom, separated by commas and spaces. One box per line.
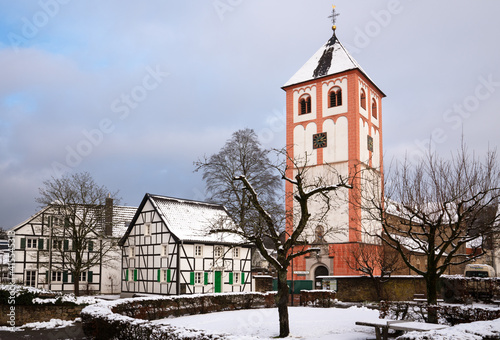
413, 293, 443, 303
356, 320, 449, 340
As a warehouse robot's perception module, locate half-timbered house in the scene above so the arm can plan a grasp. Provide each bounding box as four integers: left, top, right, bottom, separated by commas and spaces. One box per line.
9, 198, 136, 294
119, 194, 253, 296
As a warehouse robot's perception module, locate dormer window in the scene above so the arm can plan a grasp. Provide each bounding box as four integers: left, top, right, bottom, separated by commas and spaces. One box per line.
360, 89, 366, 110
299, 94, 311, 115
328, 87, 342, 108
371, 99, 378, 119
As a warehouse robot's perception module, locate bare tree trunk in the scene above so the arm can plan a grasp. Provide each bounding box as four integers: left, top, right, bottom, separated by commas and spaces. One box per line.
426, 273, 438, 324
74, 275, 80, 297
276, 269, 290, 337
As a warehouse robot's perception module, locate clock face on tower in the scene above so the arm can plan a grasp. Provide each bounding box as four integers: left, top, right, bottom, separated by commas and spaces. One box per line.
313, 132, 327, 149
367, 135, 374, 152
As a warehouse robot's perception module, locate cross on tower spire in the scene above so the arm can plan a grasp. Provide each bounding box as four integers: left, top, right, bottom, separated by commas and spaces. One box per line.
328, 5, 339, 31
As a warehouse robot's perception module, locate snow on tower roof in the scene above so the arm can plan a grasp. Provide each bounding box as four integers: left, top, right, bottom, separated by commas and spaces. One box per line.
283, 32, 385, 96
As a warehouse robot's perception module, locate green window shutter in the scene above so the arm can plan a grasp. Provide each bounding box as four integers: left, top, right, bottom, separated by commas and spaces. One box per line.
88, 271, 93, 283
204, 272, 208, 285
38, 239, 44, 250
157, 269, 161, 282
167, 269, 171, 282
241, 272, 245, 284
64, 240, 69, 251
63, 271, 68, 283
125, 269, 129, 281
189, 272, 195, 285
20, 238, 26, 249
88, 241, 94, 252
134, 269, 138, 282
229, 272, 233, 285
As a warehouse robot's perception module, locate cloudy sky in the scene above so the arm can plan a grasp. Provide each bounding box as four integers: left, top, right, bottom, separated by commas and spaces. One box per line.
1, 0, 499, 228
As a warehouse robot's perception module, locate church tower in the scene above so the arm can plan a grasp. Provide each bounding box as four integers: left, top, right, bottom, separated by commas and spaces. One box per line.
283, 9, 385, 285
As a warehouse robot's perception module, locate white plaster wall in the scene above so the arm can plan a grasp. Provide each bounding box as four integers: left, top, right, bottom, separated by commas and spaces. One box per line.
293, 164, 350, 244
360, 168, 383, 244
359, 118, 370, 164
371, 127, 381, 169
323, 116, 348, 163
293, 123, 318, 166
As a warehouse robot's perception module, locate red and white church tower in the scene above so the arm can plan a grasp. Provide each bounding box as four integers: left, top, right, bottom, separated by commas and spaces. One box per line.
283, 14, 385, 287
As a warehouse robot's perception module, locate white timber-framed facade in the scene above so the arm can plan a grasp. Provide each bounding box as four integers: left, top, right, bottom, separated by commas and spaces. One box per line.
9, 199, 136, 294
119, 194, 253, 296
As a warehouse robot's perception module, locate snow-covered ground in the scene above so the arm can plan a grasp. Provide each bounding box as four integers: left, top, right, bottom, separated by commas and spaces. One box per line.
153, 306, 381, 339
153, 306, 500, 340
0, 317, 80, 332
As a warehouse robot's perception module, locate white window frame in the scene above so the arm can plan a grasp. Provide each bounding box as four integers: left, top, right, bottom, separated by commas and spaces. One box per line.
129, 246, 136, 258
26, 238, 38, 249
194, 245, 203, 257
25, 270, 37, 287
194, 271, 203, 285
161, 269, 169, 283
129, 269, 135, 282
234, 272, 241, 285
232, 247, 240, 258
214, 245, 224, 258
161, 244, 168, 257
51, 271, 62, 282
79, 271, 87, 282
144, 223, 151, 236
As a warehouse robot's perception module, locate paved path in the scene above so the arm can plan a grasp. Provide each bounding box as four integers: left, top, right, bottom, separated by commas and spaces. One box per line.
0, 323, 88, 340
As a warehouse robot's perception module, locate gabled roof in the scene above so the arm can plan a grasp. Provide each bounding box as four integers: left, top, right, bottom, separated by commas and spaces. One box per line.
120, 193, 245, 246
283, 31, 385, 96
10, 204, 137, 239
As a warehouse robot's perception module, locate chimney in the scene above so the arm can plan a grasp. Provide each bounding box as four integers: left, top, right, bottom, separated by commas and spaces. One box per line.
105, 195, 113, 236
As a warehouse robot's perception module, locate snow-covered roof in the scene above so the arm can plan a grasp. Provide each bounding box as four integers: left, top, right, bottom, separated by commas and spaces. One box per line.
111, 206, 137, 238
385, 199, 459, 225
283, 31, 384, 95
148, 194, 245, 244
9, 204, 137, 239
389, 233, 446, 256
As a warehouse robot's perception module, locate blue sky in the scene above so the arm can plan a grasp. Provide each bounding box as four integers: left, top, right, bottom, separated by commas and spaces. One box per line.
2, 0, 500, 228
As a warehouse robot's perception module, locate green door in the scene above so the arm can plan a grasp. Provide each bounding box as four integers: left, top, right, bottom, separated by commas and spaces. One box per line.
214, 271, 222, 293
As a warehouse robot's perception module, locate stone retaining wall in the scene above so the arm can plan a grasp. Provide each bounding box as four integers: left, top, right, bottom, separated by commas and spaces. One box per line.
328, 276, 427, 302
0, 305, 84, 326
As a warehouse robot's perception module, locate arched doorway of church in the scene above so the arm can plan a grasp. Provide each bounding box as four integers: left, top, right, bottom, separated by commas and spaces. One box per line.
314, 265, 329, 289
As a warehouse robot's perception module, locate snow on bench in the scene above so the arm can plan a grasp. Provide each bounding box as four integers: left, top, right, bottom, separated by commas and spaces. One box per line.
356, 319, 449, 340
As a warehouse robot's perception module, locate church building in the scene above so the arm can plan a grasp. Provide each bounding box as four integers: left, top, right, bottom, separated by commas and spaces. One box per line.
283, 16, 385, 287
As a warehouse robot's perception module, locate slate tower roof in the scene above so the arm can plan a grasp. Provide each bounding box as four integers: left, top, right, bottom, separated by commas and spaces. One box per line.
283, 29, 384, 96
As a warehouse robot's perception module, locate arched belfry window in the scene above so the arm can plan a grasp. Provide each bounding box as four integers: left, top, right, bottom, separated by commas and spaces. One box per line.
360, 89, 366, 110
299, 94, 311, 115
328, 87, 342, 108
372, 98, 378, 119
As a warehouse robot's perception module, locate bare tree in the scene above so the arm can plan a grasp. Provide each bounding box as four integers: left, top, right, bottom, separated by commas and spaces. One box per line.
362, 146, 500, 323
344, 242, 403, 301
36, 172, 119, 296
198, 138, 352, 337
195, 129, 283, 233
